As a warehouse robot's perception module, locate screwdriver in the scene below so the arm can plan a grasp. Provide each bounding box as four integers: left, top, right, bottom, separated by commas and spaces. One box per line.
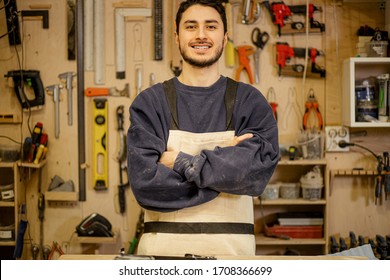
375, 156, 383, 205
383, 152, 390, 200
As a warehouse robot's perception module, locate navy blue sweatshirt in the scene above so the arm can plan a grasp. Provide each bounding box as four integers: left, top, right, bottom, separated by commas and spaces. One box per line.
127, 76, 279, 212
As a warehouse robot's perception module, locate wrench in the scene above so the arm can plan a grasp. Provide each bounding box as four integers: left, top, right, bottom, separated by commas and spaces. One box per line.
46, 84, 63, 138
58, 72, 76, 126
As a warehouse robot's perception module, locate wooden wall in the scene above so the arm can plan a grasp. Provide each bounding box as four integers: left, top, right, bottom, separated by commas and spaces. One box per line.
0, 0, 389, 258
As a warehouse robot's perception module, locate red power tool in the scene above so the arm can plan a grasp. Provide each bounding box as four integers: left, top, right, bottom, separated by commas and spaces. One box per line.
275, 42, 326, 78
263, 1, 325, 36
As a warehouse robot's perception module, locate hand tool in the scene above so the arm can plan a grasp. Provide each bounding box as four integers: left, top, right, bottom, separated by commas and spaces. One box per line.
94, 0, 105, 85
115, 7, 152, 79
33, 133, 48, 164
275, 42, 326, 78
267, 87, 278, 121
330, 236, 339, 253
251, 27, 270, 84
76, 0, 86, 202
235, 45, 256, 84
153, 0, 163, 60
48, 241, 65, 260
339, 237, 347, 251
349, 231, 357, 248
375, 234, 388, 260
375, 155, 383, 205
85, 84, 130, 97
66, 0, 76, 60
116, 105, 129, 214
263, 1, 324, 36
224, 1, 235, 68
92, 98, 108, 191
4, 0, 21, 45
4, 70, 45, 110
302, 89, 323, 131
133, 23, 143, 61
282, 87, 302, 130
383, 152, 390, 200
58, 72, 76, 126
128, 210, 144, 254
149, 73, 155, 86
46, 84, 63, 139
136, 66, 143, 95
241, 0, 261, 24
358, 235, 365, 246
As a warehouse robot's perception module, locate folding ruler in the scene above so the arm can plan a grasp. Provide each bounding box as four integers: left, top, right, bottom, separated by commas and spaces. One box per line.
92, 98, 108, 190
154, 0, 163, 60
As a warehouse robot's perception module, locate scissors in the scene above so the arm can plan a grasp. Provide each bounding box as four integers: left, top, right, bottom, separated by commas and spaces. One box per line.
251, 28, 270, 83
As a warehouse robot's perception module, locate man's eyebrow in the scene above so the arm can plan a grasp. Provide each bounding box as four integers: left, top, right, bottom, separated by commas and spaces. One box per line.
183, 19, 220, 25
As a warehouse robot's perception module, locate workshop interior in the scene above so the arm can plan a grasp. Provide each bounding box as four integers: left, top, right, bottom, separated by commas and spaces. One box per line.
1, 0, 390, 260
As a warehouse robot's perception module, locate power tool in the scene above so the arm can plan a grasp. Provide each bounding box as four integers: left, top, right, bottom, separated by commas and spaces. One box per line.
4, 70, 45, 110
263, 1, 325, 36
275, 42, 326, 78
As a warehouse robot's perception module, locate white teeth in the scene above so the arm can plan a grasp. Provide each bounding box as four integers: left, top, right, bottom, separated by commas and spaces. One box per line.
193, 46, 209, 49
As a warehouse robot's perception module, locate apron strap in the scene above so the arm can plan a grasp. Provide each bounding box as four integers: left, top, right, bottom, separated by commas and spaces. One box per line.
225, 77, 238, 131
162, 78, 238, 131
144, 221, 254, 235
162, 79, 180, 130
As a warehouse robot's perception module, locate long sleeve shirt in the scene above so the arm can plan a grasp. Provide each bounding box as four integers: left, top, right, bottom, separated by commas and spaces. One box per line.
127, 76, 279, 212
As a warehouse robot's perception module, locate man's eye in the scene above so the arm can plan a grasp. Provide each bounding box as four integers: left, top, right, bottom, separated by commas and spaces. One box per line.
186, 25, 196, 30
207, 25, 217, 30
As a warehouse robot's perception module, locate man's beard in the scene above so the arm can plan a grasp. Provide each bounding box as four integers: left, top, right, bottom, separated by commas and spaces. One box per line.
179, 40, 224, 68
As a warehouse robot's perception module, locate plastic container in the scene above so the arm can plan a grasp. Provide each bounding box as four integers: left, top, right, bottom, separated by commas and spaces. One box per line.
367, 41, 388, 57
300, 166, 323, 200
280, 182, 300, 199
261, 182, 281, 200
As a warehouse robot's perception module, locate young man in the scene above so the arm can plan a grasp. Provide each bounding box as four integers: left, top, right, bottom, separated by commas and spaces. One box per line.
127, 0, 279, 257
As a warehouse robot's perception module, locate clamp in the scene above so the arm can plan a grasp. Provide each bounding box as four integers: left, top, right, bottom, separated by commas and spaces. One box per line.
303, 89, 323, 130
235, 45, 256, 84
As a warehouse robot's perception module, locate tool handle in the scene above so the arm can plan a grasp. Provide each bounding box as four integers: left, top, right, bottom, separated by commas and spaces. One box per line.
85, 87, 109, 97
119, 185, 126, 214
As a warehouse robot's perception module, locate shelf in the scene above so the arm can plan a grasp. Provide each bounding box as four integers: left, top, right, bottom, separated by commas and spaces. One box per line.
74, 229, 119, 244
342, 57, 390, 127
45, 191, 78, 202
255, 198, 326, 206
0, 240, 16, 246
17, 159, 47, 169
256, 234, 326, 246
0, 201, 15, 207
329, 169, 377, 192
278, 158, 327, 166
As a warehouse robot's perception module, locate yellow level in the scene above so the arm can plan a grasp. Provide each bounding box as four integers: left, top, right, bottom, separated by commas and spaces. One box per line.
92, 98, 108, 190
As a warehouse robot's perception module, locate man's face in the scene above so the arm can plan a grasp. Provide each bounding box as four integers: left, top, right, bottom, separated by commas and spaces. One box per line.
176, 4, 227, 68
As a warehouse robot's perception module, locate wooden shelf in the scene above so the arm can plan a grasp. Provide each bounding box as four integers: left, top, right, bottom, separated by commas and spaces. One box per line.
0, 240, 16, 246
45, 191, 78, 202
0, 201, 15, 207
329, 169, 377, 192
255, 198, 326, 206
256, 234, 326, 246
74, 229, 119, 244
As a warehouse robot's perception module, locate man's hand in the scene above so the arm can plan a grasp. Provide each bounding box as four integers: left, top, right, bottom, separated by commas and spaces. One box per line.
233, 133, 253, 146
159, 150, 179, 169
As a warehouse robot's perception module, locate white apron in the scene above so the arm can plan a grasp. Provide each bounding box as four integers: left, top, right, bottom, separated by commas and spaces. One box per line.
136, 130, 255, 257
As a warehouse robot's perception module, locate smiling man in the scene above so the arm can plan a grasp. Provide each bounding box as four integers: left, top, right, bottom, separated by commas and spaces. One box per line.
127, 0, 279, 257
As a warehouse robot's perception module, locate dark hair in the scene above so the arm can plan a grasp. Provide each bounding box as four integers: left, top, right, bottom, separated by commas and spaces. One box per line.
175, 0, 227, 34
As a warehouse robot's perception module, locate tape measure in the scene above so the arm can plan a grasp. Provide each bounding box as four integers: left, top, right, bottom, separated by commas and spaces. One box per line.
154, 0, 163, 60
92, 98, 108, 190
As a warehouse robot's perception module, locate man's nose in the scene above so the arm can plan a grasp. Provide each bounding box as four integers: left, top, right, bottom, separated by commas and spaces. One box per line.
196, 26, 207, 39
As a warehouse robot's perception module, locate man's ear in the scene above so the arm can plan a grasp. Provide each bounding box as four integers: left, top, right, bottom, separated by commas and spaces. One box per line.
223, 32, 228, 48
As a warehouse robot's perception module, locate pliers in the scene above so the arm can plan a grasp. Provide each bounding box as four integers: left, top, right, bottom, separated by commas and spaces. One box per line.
235, 45, 256, 84
48, 241, 64, 260
303, 89, 323, 130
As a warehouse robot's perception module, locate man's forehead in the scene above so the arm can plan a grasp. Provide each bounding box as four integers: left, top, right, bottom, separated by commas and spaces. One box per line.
181, 5, 222, 24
